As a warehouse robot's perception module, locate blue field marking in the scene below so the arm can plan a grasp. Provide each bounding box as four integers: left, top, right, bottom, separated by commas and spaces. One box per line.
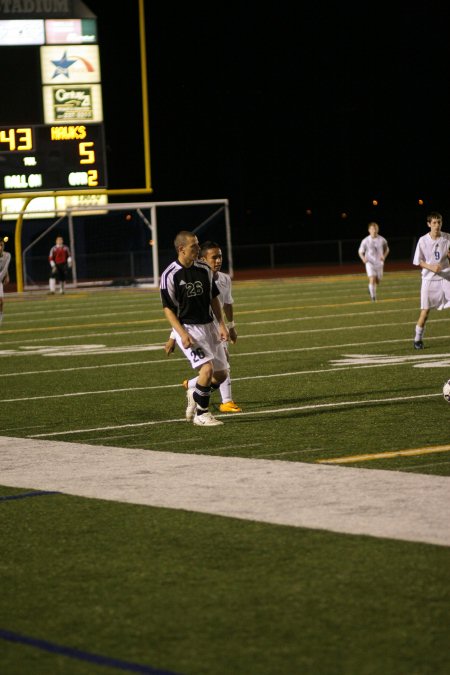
0, 490, 61, 502
0, 628, 182, 674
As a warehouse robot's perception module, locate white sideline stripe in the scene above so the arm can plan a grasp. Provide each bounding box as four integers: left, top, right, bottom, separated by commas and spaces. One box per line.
0, 296, 420, 335
2, 333, 450, 380
0, 328, 166, 346
1, 310, 447, 348
1, 350, 449, 400
6, 307, 167, 325
28, 392, 440, 437
1, 436, 449, 548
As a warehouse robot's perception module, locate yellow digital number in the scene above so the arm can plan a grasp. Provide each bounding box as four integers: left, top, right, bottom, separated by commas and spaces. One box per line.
0, 127, 33, 151
17, 128, 33, 151
79, 141, 95, 164
0, 128, 16, 150
87, 169, 98, 186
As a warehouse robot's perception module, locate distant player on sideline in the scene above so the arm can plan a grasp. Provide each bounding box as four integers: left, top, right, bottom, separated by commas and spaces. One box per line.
0, 239, 11, 326
412, 211, 450, 349
160, 230, 229, 427
165, 240, 242, 413
49, 235, 72, 294
358, 222, 389, 301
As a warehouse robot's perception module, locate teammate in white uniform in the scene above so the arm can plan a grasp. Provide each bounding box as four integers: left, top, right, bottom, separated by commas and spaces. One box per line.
358, 222, 389, 301
412, 211, 450, 349
165, 240, 242, 413
0, 239, 11, 326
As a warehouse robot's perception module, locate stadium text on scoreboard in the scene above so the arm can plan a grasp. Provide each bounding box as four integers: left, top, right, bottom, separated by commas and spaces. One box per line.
0, 123, 107, 191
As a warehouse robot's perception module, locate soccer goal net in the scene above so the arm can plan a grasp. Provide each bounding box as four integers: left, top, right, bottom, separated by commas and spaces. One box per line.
17, 198, 232, 291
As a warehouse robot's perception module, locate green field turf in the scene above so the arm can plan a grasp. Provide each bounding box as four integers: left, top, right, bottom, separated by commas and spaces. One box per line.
1, 271, 449, 674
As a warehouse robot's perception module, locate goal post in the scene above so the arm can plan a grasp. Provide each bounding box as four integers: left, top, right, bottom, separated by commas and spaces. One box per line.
13, 198, 232, 291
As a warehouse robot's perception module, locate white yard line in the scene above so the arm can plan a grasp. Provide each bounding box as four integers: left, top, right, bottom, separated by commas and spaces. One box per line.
0, 372, 444, 404
1, 436, 449, 548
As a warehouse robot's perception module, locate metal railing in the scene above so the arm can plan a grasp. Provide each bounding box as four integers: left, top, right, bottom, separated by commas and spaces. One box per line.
230, 236, 417, 270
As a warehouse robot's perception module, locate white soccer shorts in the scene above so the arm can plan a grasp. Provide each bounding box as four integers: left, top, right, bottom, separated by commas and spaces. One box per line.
420, 278, 450, 310
365, 262, 384, 280
174, 322, 229, 371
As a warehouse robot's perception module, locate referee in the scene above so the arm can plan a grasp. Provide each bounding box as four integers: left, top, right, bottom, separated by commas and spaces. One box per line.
160, 230, 229, 426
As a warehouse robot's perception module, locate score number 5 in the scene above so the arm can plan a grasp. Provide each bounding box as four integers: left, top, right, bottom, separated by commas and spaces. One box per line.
79, 141, 95, 164
79, 141, 98, 184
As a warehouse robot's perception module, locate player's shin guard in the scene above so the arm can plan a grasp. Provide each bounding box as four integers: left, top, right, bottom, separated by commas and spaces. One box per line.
415, 324, 424, 341
193, 383, 211, 414
218, 373, 232, 404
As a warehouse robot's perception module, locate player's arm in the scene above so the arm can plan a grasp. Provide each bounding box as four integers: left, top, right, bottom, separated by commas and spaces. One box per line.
382, 241, 390, 261
164, 329, 177, 356
0, 257, 10, 283
223, 302, 237, 344
211, 295, 229, 342
49, 249, 56, 272
419, 260, 443, 273
358, 245, 366, 263
162, 307, 194, 349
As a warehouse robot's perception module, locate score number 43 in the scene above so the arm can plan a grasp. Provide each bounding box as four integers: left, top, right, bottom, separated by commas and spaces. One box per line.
0, 127, 33, 151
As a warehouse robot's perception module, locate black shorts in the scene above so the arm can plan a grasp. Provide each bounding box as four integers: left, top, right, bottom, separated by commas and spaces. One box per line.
52, 263, 69, 281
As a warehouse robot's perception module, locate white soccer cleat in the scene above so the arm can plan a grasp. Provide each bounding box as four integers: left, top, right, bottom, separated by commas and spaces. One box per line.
186, 388, 196, 422
193, 412, 223, 426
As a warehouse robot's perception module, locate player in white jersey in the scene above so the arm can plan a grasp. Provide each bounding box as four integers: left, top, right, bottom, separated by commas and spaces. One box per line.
0, 239, 11, 326
358, 222, 389, 301
412, 211, 450, 349
165, 240, 242, 413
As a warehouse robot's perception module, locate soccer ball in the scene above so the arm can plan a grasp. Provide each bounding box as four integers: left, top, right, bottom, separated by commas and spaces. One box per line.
443, 380, 450, 403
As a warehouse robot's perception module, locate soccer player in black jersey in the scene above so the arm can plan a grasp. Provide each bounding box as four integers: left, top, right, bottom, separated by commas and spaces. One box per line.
160, 231, 229, 426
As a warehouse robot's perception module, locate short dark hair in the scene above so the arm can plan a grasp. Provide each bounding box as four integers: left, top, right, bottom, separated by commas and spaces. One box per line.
199, 240, 221, 257
427, 211, 443, 223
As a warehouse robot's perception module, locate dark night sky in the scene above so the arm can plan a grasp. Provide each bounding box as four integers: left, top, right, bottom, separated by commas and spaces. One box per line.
4, 1, 450, 245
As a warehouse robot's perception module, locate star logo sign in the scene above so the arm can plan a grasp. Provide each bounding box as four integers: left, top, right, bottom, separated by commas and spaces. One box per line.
51, 51, 77, 78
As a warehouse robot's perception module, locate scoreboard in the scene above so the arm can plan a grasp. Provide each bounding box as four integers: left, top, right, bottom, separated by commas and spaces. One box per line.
0, 3, 108, 203
0, 123, 107, 191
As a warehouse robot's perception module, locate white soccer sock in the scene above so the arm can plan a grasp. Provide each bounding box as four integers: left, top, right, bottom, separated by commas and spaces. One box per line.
369, 283, 376, 299
188, 376, 198, 389
415, 325, 424, 341
219, 374, 232, 404
49, 278, 56, 292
